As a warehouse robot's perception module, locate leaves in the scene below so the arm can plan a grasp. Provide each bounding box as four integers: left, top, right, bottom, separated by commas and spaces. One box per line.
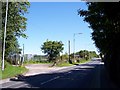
2, 2, 30, 60
78, 2, 120, 54
41, 40, 64, 62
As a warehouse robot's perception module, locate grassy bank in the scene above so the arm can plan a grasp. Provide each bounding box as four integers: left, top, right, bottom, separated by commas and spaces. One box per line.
57, 62, 73, 67
57, 59, 91, 67
0, 61, 28, 79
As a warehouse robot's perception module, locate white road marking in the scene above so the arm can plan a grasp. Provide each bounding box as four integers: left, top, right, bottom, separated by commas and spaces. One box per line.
40, 76, 60, 85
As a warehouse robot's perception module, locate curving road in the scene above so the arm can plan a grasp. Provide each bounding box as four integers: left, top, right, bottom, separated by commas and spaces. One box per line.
1, 59, 116, 88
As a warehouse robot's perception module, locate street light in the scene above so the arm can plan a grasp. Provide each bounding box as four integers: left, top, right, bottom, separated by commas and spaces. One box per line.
2, 0, 8, 71
73, 33, 82, 63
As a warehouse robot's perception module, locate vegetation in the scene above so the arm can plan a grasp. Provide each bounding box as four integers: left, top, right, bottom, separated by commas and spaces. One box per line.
2, 2, 30, 64
78, 2, 120, 86
0, 2, 30, 79
24, 50, 93, 66
56, 62, 73, 67
24, 60, 51, 65
41, 40, 64, 66
56, 58, 90, 67
0, 61, 28, 79
56, 50, 94, 67
24, 54, 49, 63
70, 50, 98, 62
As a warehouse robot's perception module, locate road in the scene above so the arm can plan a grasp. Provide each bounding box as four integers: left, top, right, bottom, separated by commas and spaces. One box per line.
1, 59, 115, 88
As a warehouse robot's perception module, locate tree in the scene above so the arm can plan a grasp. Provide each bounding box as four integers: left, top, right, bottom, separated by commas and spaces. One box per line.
89, 51, 98, 58
78, 2, 120, 86
2, 2, 30, 63
79, 50, 89, 60
41, 40, 64, 64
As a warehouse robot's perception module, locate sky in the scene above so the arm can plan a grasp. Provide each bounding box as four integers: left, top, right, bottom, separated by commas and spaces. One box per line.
18, 2, 99, 55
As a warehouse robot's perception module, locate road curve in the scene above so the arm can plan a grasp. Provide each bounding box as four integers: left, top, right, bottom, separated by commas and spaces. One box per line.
1, 60, 114, 88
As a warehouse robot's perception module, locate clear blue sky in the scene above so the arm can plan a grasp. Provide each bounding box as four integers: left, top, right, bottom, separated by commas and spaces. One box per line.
18, 2, 99, 55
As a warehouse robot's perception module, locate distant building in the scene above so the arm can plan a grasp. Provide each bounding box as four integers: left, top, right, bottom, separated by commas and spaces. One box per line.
24, 54, 34, 60
40, 55, 48, 61
33, 54, 48, 61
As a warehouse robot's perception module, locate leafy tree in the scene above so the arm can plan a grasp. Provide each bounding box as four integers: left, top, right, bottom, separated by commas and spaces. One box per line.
71, 50, 98, 61
79, 50, 89, 60
2, 2, 30, 62
89, 51, 98, 58
79, 50, 87, 59
41, 40, 64, 63
78, 2, 120, 85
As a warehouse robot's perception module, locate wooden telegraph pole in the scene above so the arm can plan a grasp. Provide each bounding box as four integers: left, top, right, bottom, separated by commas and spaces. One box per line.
68, 40, 72, 64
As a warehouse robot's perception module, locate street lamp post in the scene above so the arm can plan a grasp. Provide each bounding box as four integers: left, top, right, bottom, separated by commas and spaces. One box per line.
73, 33, 82, 63
2, 0, 8, 71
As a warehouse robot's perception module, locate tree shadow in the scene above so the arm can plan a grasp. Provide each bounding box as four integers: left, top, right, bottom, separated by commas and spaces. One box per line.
9, 63, 104, 88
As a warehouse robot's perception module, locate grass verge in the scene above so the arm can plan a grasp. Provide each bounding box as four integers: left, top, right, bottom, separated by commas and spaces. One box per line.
57, 62, 73, 67
0, 61, 28, 79
56, 59, 91, 67
24, 60, 51, 65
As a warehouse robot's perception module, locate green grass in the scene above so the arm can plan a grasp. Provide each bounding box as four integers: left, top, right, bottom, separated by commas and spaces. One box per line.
57, 62, 73, 67
0, 61, 28, 79
24, 60, 51, 65
56, 59, 91, 67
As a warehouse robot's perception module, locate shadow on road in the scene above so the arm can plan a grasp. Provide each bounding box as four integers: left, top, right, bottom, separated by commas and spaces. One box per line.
9, 63, 118, 88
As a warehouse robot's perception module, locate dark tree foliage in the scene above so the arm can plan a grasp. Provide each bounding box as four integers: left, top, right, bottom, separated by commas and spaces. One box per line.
78, 2, 120, 86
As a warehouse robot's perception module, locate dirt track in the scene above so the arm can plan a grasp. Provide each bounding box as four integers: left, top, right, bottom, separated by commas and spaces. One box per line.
24, 64, 67, 76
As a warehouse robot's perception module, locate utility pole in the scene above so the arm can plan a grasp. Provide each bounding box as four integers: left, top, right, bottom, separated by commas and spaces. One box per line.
2, 0, 8, 71
22, 44, 24, 65
68, 40, 71, 64
73, 34, 75, 63
73, 33, 82, 63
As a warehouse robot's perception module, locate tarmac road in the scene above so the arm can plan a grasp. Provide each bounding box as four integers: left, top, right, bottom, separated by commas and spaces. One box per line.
1, 59, 117, 88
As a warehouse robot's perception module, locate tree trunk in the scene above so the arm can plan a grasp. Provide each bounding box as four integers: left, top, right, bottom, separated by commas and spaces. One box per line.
104, 50, 120, 87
